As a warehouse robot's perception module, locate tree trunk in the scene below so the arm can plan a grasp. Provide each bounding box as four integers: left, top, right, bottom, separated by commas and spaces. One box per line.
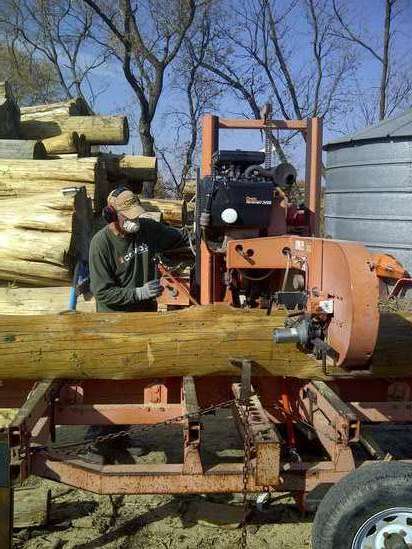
0, 287, 95, 314
379, 0, 392, 120
0, 81, 20, 139
139, 117, 156, 198
20, 116, 129, 145
42, 132, 80, 155
0, 305, 410, 380
0, 140, 47, 159
20, 97, 92, 121
139, 198, 187, 226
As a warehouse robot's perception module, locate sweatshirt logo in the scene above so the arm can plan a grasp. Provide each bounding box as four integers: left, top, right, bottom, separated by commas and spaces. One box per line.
118, 243, 149, 264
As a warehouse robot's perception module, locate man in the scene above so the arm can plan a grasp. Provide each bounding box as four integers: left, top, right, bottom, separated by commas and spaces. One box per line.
90, 186, 188, 312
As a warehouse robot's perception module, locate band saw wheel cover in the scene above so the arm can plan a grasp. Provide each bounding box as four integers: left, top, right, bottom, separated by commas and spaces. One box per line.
321, 240, 380, 369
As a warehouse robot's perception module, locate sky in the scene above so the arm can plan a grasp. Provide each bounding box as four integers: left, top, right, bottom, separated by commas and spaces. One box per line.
84, 0, 412, 178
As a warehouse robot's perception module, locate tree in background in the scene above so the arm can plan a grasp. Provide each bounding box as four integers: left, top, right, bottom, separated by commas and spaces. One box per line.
0, 44, 63, 105
333, 0, 412, 123
156, 8, 223, 197
83, 0, 197, 197
0, 0, 108, 108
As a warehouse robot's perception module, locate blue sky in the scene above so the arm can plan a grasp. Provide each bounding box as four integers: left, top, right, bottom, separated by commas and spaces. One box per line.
86, 0, 412, 177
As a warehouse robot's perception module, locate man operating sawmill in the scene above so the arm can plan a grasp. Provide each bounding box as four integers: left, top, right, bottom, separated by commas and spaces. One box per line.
89, 186, 189, 312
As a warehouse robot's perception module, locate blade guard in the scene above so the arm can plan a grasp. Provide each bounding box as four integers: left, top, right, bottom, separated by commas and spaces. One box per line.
321, 240, 379, 368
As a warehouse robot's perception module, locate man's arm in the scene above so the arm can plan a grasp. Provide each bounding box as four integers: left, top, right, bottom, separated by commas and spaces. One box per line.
89, 235, 138, 310
151, 222, 190, 253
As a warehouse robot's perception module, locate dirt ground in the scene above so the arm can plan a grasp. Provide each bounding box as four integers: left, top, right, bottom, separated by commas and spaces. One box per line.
11, 409, 313, 549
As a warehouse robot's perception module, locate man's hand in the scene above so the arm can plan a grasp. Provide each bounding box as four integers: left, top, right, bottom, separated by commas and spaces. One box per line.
135, 279, 163, 301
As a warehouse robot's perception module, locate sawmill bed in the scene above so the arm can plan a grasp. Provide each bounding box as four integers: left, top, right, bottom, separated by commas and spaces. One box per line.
3, 373, 412, 547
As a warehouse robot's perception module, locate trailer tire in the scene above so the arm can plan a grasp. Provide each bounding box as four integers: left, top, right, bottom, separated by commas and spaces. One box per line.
312, 462, 412, 549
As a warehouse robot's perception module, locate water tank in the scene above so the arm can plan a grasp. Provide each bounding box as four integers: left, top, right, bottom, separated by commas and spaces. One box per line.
324, 109, 412, 274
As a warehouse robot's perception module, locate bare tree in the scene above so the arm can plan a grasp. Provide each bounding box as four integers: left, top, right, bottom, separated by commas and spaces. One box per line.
83, 0, 196, 197
332, 0, 412, 121
157, 12, 223, 196
0, 0, 108, 108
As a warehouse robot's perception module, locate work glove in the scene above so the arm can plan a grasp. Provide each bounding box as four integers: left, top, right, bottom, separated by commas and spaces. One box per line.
135, 279, 163, 301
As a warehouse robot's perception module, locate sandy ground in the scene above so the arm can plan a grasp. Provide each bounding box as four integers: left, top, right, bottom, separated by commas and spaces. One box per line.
10, 409, 313, 549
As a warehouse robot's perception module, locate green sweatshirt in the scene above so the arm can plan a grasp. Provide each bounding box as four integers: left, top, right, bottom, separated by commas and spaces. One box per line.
89, 219, 188, 312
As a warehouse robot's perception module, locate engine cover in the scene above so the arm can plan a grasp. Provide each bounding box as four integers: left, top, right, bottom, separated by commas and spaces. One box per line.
201, 176, 274, 228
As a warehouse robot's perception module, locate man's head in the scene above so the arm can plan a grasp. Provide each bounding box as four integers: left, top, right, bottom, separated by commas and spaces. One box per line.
104, 186, 145, 233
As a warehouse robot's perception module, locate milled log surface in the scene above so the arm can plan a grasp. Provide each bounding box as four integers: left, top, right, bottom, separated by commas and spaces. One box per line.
0, 139, 47, 159
0, 305, 410, 380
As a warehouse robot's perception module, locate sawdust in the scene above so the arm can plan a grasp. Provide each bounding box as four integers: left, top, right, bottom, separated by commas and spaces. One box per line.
12, 410, 313, 549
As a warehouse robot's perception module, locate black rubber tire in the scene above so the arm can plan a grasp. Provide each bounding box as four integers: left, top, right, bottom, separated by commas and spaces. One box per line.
312, 462, 412, 549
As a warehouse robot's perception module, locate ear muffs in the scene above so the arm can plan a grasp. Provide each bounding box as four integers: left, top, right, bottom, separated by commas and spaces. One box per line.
102, 205, 118, 223
102, 185, 132, 223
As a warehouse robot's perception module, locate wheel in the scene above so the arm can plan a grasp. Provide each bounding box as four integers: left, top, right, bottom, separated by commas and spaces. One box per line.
312, 462, 412, 549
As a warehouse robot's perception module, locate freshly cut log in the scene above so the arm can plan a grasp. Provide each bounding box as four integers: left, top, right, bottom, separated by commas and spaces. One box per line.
0, 157, 109, 213
20, 115, 129, 145
0, 81, 20, 138
103, 154, 157, 181
42, 132, 79, 155
0, 139, 47, 159
0, 287, 95, 314
140, 198, 187, 226
20, 97, 91, 121
0, 305, 410, 380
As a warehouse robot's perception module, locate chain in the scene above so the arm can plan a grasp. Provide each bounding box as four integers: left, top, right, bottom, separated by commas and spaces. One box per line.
31, 399, 236, 460
240, 397, 253, 549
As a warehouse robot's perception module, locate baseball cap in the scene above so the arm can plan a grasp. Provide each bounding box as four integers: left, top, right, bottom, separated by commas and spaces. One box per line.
107, 188, 146, 219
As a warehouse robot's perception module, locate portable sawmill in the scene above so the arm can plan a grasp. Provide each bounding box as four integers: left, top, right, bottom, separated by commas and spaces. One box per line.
0, 112, 412, 549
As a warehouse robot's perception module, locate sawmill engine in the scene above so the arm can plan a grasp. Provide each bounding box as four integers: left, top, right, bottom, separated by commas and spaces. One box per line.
197, 149, 308, 309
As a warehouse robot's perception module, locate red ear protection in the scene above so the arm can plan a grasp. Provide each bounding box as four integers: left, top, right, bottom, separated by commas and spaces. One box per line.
102, 185, 132, 224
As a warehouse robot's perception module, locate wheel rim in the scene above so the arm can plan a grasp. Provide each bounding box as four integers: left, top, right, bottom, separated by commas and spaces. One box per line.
352, 507, 412, 549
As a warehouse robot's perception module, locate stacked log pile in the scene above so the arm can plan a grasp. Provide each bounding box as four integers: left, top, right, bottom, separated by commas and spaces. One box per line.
0, 83, 187, 308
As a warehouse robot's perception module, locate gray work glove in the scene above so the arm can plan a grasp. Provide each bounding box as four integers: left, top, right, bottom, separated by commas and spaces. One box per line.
135, 279, 163, 301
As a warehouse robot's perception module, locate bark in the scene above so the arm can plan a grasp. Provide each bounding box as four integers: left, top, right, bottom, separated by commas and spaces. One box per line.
0, 140, 47, 160
0, 81, 20, 139
0, 305, 410, 380
379, 0, 392, 119
20, 115, 129, 145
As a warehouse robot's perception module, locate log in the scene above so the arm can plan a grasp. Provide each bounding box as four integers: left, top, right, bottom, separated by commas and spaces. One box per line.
0, 305, 410, 380
139, 198, 187, 226
0, 157, 109, 213
42, 132, 80, 155
0, 81, 20, 138
20, 97, 91, 121
20, 115, 129, 145
0, 192, 77, 232
102, 154, 157, 181
0, 287, 95, 314
182, 180, 196, 200
0, 189, 93, 286
0, 139, 47, 159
